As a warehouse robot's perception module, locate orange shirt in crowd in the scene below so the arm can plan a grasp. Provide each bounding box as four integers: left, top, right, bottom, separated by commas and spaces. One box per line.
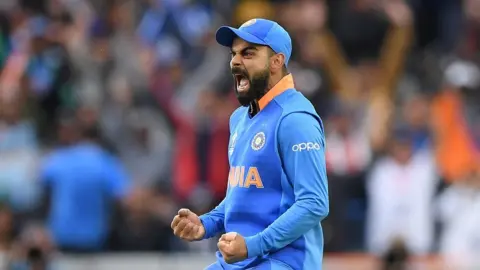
431, 90, 480, 182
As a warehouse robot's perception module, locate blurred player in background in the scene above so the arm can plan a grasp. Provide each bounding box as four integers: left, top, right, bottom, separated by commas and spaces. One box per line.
171, 18, 329, 270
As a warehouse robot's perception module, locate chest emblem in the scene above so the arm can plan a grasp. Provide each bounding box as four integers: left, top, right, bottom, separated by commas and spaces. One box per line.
251, 132, 266, 151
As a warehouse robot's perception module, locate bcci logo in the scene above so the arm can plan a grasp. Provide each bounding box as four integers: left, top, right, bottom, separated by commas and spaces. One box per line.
251, 132, 266, 151
229, 132, 237, 156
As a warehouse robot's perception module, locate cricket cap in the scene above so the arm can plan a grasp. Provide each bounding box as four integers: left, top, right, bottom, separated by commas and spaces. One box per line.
215, 18, 292, 67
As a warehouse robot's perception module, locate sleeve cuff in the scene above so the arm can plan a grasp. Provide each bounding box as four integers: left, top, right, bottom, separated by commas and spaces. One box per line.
244, 234, 265, 258
199, 215, 215, 240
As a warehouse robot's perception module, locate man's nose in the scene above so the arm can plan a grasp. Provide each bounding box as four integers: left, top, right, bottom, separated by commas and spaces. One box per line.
230, 54, 242, 68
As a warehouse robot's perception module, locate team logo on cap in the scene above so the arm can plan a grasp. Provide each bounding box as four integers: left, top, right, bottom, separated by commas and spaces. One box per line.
251, 132, 266, 151
241, 19, 257, 28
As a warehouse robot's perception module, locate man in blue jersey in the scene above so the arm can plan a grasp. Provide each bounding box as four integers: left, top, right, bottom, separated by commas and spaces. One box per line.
171, 18, 329, 270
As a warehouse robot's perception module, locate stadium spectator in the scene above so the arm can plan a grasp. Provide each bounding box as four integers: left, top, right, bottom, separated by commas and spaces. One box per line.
324, 99, 371, 251
0, 85, 41, 214
366, 126, 437, 256
171, 89, 231, 213
39, 111, 130, 253
400, 93, 431, 153
431, 59, 480, 184
436, 172, 480, 267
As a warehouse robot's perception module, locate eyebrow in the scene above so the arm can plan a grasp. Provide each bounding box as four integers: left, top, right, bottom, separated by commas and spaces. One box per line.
231, 46, 258, 55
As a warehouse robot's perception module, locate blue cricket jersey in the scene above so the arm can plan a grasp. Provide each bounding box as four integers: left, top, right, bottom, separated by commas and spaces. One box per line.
200, 74, 329, 270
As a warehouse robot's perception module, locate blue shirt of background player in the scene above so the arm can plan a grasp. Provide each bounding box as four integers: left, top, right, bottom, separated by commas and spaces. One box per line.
40, 142, 129, 251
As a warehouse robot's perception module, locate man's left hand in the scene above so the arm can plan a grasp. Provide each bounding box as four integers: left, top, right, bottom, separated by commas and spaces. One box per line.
217, 232, 248, 264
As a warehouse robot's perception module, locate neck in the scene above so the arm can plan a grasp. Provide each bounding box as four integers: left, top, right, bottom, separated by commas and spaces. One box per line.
266, 73, 285, 93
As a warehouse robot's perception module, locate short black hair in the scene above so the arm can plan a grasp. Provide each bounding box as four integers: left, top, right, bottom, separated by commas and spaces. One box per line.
268, 49, 288, 76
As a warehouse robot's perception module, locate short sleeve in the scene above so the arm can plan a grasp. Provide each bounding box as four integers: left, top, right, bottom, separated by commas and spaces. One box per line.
103, 155, 130, 199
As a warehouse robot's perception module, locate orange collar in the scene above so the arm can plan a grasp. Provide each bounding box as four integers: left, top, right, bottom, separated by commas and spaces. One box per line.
258, 74, 294, 110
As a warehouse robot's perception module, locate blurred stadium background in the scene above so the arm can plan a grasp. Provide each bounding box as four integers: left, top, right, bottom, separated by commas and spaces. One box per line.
0, 0, 478, 269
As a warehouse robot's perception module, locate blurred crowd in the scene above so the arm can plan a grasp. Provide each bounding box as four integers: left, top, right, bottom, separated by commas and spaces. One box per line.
0, 0, 479, 269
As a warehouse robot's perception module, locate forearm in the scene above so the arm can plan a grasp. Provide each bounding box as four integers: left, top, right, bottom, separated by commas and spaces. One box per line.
318, 30, 349, 93
244, 197, 328, 257
377, 23, 413, 96
199, 199, 226, 239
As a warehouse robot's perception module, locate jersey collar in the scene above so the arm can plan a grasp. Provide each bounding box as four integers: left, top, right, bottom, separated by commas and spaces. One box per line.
258, 74, 294, 110
248, 74, 294, 117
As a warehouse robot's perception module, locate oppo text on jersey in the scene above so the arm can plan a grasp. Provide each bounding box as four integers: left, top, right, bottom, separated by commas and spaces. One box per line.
292, 142, 321, 152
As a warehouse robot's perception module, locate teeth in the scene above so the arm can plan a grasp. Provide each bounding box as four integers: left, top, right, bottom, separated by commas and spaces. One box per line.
239, 78, 248, 87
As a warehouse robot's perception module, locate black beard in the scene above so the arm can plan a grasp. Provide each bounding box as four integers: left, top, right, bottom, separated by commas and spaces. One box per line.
232, 67, 270, 107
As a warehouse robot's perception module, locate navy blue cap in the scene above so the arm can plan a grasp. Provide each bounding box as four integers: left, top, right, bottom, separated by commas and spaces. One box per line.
216, 18, 292, 67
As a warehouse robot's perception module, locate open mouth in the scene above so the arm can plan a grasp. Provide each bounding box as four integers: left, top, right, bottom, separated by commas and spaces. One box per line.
233, 73, 250, 92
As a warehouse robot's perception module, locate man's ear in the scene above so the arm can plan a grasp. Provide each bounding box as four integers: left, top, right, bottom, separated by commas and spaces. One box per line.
271, 53, 286, 72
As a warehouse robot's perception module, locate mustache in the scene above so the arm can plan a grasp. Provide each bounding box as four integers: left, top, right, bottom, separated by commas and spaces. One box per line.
231, 67, 249, 77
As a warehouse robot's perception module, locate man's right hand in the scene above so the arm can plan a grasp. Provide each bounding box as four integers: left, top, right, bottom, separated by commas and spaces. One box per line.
171, 208, 206, 241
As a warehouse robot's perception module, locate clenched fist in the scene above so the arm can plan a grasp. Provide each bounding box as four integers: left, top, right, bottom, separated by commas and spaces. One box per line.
171, 208, 205, 241
217, 232, 248, 264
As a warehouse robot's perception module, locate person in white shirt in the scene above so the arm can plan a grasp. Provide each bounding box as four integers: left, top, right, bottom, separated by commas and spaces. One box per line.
437, 173, 480, 268
366, 127, 438, 256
